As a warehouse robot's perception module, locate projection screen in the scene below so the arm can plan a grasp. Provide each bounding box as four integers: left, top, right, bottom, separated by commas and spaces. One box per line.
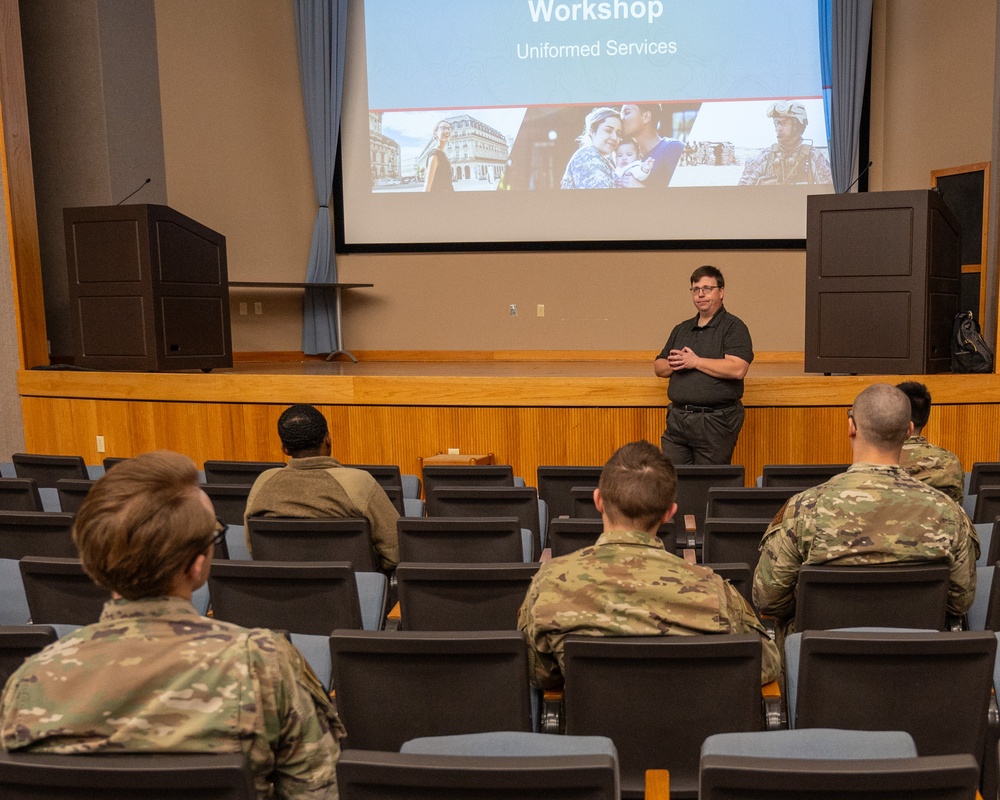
338, 0, 836, 250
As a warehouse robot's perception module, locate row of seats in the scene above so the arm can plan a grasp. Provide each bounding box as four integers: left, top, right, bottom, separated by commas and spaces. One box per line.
0, 729, 987, 799
3, 617, 996, 798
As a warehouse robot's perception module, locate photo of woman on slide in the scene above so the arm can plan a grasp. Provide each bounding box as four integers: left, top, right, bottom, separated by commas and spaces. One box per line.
423, 120, 454, 192
560, 107, 624, 190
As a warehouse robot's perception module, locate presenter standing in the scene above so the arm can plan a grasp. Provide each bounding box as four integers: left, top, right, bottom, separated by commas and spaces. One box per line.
654, 266, 753, 464
424, 120, 455, 192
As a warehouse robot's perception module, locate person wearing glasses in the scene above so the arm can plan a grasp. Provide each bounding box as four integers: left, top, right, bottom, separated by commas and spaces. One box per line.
654, 265, 753, 464
738, 100, 832, 186
752, 384, 978, 643
0, 450, 345, 800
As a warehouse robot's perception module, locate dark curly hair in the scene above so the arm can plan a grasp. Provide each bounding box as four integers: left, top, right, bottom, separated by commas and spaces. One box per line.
277, 404, 329, 455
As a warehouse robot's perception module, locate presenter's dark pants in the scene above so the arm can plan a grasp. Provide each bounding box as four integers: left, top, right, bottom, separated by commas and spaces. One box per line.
661, 402, 744, 465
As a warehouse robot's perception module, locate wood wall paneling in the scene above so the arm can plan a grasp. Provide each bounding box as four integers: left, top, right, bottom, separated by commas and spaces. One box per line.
20, 395, 1000, 489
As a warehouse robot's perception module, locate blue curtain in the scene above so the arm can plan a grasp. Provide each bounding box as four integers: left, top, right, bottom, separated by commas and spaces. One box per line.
819, 1, 833, 148
823, 0, 874, 192
294, 0, 348, 355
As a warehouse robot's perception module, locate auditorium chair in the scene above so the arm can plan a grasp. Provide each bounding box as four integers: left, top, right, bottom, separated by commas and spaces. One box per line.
202, 459, 283, 485
343, 463, 420, 515
397, 516, 528, 563
0, 512, 77, 559
0, 751, 254, 799
704, 563, 753, 605
337, 749, 621, 800
201, 483, 253, 527
395, 562, 539, 631
670, 465, 747, 556
0, 625, 57, 687
967, 565, 1000, 632
0, 478, 44, 512
699, 729, 979, 800
969, 462, 1000, 497
701, 518, 769, 572
329, 629, 533, 751
422, 464, 516, 498
536, 465, 603, 522
794, 563, 952, 632
426, 486, 545, 560
208, 560, 387, 690
12, 453, 88, 489
19, 557, 110, 626
54, 478, 94, 514
758, 463, 848, 489
246, 517, 378, 571
570, 486, 601, 518
552, 633, 768, 799
208, 561, 385, 635
0, 558, 30, 626
546, 518, 605, 557
705, 487, 798, 523
545, 518, 677, 559
972, 487, 1000, 525
785, 629, 996, 780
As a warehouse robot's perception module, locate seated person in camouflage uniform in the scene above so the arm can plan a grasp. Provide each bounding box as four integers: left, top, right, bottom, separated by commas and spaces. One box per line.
895, 380, 965, 504
0, 450, 344, 800
753, 384, 978, 639
517, 440, 780, 688
244, 404, 399, 569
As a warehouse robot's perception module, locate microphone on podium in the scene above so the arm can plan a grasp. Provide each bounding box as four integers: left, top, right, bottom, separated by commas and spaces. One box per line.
843, 161, 873, 194
115, 177, 152, 206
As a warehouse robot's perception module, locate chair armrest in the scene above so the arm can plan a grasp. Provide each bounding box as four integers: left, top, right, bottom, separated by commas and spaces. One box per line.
385, 601, 401, 632
541, 689, 563, 734
682, 548, 697, 565
645, 769, 670, 800
761, 680, 785, 730
682, 514, 698, 548
540, 547, 553, 563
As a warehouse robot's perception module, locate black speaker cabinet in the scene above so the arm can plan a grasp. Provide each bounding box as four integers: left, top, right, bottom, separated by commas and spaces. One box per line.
805, 190, 960, 375
64, 204, 233, 371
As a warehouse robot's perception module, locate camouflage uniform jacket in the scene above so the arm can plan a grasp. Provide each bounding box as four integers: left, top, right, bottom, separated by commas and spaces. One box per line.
517, 529, 780, 688
753, 463, 979, 625
244, 456, 399, 569
0, 596, 346, 800
738, 141, 833, 185
898, 435, 965, 505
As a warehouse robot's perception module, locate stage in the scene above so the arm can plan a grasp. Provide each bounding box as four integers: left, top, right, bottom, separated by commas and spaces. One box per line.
17, 354, 1000, 486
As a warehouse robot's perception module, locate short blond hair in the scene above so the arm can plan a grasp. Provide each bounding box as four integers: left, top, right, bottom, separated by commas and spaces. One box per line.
73, 451, 215, 599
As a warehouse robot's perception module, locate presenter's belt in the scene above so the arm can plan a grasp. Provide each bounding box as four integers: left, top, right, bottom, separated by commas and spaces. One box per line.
672, 403, 738, 413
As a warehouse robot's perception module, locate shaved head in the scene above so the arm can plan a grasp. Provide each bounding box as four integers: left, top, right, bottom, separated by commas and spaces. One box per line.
852, 384, 912, 449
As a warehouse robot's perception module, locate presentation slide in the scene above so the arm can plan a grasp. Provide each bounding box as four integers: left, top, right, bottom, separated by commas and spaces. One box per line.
339, 0, 836, 249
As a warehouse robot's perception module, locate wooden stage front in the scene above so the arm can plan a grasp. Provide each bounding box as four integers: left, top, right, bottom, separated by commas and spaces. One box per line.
17, 355, 1000, 486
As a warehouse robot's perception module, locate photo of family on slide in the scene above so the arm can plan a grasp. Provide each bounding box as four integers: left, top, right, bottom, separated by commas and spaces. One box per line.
498, 101, 698, 191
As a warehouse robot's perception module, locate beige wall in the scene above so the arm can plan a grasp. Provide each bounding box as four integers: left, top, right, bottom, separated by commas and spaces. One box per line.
870, 0, 997, 192
153, 1, 997, 354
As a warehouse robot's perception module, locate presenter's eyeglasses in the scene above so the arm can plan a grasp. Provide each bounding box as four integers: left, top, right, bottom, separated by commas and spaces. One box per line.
690, 285, 720, 295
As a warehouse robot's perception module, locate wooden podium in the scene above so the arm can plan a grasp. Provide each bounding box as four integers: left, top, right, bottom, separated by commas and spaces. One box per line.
804, 190, 960, 375
63, 204, 233, 371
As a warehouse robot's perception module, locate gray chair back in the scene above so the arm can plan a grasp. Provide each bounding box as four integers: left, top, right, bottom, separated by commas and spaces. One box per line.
537, 466, 603, 522
562, 633, 764, 798
0, 512, 77, 559
794, 563, 950, 632
0, 751, 254, 799
396, 562, 538, 631
397, 517, 523, 563
329, 630, 532, 752
0, 478, 43, 513
246, 517, 377, 571
19, 557, 109, 625
12, 454, 88, 489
